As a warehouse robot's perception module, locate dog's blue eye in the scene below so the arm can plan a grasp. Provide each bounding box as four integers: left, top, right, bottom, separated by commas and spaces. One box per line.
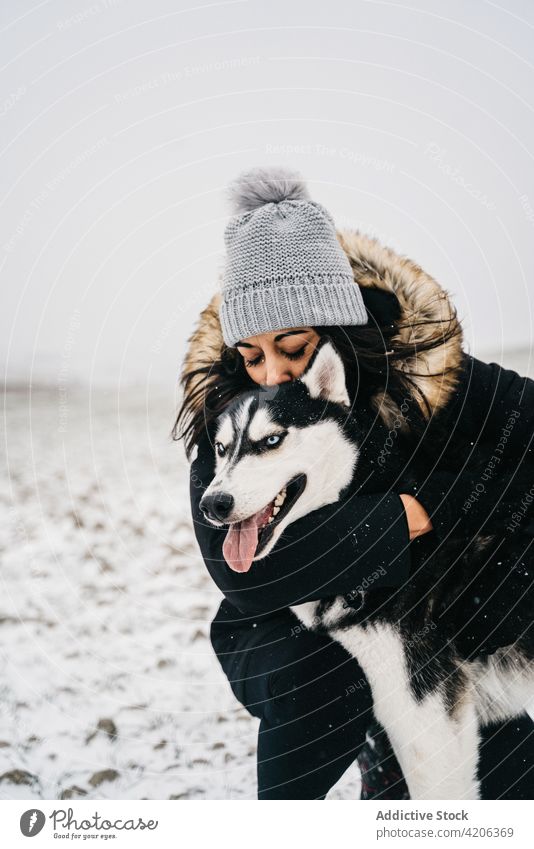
265, 434, 281, 447
215, 442, 226, 457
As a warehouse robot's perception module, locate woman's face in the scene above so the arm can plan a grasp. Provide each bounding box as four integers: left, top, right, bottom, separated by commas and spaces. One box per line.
235, 326, 321, 386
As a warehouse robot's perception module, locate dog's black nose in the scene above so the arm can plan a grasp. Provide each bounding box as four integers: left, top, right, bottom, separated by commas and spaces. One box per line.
200, 491, 234, 522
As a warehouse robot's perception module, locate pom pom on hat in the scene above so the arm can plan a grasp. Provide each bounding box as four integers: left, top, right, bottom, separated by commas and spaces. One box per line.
225, 165, 311, 215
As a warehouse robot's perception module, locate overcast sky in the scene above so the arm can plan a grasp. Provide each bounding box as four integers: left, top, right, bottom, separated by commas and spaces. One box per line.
1, 0, 533, 389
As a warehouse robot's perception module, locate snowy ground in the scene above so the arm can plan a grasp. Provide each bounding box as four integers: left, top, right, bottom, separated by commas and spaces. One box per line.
1, 349, 532, 801
0, 382, 362, 801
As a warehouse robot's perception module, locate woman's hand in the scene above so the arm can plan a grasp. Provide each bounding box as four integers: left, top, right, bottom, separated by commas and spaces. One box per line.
399, 493, 433, 541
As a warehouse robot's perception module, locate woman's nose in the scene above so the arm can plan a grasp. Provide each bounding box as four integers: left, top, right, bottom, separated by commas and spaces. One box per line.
264, 365, 293, 386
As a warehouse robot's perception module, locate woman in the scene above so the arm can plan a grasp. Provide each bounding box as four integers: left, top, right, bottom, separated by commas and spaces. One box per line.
174, 167, 534, 799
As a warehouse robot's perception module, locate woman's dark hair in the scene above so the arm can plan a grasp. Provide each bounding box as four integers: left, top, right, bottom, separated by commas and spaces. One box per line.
172, 288, 462, 460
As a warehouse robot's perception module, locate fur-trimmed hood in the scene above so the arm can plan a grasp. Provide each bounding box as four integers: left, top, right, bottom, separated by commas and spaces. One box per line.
181, 230, 464, 429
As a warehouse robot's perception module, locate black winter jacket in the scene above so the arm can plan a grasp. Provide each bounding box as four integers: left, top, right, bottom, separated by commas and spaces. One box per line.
190, 351, 534, 622
183, 231, 534, 658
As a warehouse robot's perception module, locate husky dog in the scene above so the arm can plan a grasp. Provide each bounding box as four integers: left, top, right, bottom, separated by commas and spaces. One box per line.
200, 339, 534, 799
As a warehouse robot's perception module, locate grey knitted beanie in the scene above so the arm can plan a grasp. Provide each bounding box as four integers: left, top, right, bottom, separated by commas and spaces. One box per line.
219, 166, 368, 347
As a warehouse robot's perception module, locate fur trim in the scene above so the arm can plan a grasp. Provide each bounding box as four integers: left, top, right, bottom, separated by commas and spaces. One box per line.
337, 231, 464, 427
180, 230, 464, 429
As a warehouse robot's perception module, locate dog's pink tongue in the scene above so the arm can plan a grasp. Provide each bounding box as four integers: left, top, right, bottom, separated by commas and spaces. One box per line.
222, 505, 271, 573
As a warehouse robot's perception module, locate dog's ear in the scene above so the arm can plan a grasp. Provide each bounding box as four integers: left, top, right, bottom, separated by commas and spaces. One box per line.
300, 339, 350, 407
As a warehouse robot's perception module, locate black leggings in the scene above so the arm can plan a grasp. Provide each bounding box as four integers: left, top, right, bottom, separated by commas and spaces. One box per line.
212, 606, 534, 800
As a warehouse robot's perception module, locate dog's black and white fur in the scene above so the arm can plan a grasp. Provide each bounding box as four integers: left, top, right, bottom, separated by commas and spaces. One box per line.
200, 339, 534, 800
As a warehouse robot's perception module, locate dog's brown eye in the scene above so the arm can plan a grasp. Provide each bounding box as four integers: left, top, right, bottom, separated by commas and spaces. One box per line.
215, 442, 226, 457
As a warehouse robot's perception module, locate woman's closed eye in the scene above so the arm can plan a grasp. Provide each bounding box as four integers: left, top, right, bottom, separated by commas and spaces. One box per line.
245, 345, 307, 368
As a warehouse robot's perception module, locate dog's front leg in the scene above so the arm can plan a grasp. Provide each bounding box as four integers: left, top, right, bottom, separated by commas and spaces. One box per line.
332, 623, 481, 800
379, 691, 481, 801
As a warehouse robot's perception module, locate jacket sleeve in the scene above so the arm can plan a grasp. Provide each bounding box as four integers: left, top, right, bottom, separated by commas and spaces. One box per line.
404, 355, 534, 543
209, 596, 299, 710
190, 428, 412, 615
